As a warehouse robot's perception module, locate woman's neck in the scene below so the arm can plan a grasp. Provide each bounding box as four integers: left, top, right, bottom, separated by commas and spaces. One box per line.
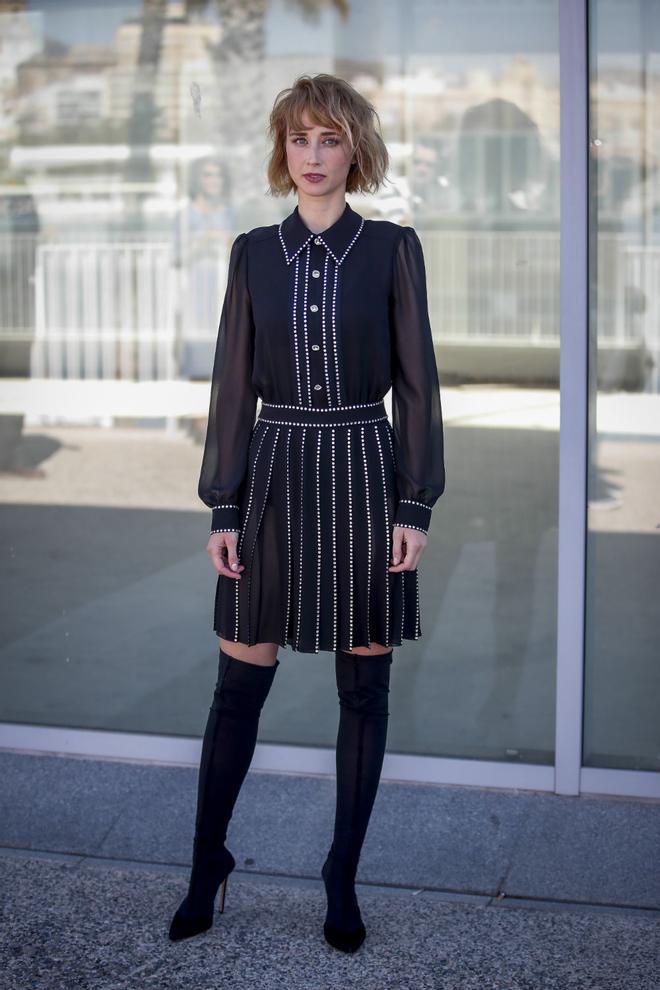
296, 192, 346, 234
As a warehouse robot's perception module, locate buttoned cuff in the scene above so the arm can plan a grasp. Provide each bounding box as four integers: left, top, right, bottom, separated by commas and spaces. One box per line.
393, 499, 432, 534
211, 504, 241, 534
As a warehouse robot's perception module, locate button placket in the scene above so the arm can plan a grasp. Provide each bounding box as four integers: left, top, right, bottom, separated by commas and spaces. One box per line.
308, 240, 326, 402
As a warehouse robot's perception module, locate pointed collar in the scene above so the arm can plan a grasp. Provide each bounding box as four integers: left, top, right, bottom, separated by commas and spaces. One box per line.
278, 202, 365, 267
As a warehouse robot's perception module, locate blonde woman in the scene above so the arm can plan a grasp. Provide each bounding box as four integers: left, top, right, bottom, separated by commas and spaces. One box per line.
169, 73, 445, 953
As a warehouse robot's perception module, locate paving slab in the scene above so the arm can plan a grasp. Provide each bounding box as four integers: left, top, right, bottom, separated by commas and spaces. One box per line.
1, 752, 659, 911
1, 853, 658, 990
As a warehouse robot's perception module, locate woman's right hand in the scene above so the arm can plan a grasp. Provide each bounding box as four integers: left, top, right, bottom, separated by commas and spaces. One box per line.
207, 531, 245, 578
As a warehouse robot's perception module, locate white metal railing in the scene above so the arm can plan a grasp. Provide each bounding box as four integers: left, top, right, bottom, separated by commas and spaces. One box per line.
625, 245, 660, 393
0, 233, 655, 384
422, 228, 561, 343
31, 241, 176, 380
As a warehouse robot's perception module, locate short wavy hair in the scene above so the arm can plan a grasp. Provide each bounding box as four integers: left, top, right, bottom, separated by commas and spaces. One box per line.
266, 73, 389, 197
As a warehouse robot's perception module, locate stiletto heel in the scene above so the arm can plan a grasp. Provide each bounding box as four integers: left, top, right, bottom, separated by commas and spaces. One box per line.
168, 844, 235, 941
218, 876, 228, 914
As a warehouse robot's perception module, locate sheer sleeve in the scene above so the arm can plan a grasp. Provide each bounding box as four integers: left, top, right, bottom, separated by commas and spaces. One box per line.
198, 232, 257, 534
389, 226, 445, 534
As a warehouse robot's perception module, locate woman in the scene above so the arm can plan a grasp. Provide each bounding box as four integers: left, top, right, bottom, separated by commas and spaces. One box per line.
173, 156, 235, 380
169, 73, 445, 953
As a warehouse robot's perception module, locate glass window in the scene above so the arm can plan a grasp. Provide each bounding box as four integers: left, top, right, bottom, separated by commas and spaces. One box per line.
1, 0, 560, 766
584, 0, 660, 772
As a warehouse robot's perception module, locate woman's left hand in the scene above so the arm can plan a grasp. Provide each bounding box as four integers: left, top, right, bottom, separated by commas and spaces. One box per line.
389, 525, 427, 572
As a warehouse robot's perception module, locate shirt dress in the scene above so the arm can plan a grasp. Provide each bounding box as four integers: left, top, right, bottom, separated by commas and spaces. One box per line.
198, 201, 445, 654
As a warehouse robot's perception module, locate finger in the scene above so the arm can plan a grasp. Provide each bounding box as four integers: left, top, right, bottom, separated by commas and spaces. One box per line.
389, 531, 425, 571
405, 538, 427, 571
224, 535, 242, 575
391, 527, 404, 566
389, 527, 412, 571
208, 536, 244, 578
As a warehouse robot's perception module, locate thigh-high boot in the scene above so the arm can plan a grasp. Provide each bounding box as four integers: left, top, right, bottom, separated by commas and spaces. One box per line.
321, 647, 393, 953
169, 646, 280, 941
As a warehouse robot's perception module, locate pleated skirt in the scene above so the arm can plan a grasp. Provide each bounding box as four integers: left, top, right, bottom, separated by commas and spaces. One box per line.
213, 399, 422, 653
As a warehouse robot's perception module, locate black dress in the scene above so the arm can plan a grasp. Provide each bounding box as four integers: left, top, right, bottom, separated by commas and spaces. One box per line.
198, 201, 445, 654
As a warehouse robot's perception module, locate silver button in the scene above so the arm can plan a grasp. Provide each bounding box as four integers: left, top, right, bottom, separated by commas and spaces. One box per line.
313, 383, 322, 390
310, 304, 318, 312
314, 237, 322, 245
311, 269, 320, 278
311, 344, 320, 351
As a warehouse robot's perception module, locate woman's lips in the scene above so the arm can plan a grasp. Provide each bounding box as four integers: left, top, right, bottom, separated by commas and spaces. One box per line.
303, 173, 326, 182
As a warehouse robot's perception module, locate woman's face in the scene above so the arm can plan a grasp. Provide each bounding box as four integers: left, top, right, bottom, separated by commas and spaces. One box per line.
285, 112, 354, 199
199, 163, 223, 200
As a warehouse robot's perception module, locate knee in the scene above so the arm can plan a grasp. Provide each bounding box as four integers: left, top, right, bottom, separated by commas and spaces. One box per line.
210, 646, 279, 715
343, 642, 392, 657
218, 637, 279, 666
335, 648, 393, 717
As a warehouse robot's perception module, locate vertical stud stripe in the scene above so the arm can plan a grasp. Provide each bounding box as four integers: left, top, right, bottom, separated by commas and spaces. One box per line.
331, 261, 341, 406
360, 425, 372, 646
315, 428, 322, 653
295, 428, 306, 650
331, 427, 337, 650
302, 244, 312, 406
347, 429, 353, 648
321, 252, 331, 407
284, 428, 292, 646
374, 423, 391, 645
235, 423, 270, 641
247, 426, 280, 644
292, 256, 303, 405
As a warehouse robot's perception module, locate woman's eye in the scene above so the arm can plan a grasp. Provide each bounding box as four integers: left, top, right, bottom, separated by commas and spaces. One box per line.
291, 137, 339, 145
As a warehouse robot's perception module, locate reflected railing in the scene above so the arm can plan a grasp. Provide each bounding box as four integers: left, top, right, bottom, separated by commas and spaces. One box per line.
0, 232, 657, 390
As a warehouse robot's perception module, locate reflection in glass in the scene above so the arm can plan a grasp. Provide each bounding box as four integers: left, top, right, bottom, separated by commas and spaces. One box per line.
0, 1, 561, 767
584, 0, 660, 771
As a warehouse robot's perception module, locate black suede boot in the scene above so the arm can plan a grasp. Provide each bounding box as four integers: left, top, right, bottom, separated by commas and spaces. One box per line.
169, 647, 280, 941
322, 647, 393, 953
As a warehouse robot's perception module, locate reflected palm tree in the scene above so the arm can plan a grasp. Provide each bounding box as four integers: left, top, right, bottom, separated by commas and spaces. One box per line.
123, 0, 350, 230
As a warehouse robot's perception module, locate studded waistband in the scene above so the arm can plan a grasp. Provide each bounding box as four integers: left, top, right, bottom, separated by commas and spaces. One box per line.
256, 399, 388, 428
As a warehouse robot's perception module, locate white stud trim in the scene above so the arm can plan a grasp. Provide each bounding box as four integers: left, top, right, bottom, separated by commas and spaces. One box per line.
331, 259, 341, 405
331, 427, 338, 651
261, 400, 384, 411
278, 222, 313, 264
235, 423, 270, 641
321, 252, 331, 404
257, 416, 387, 427
347, 429, 353, 649
295, 428, 307, 651
292, 254, 303, 405
302, 243, 312, 405
284, 428, 292, 647
374, 423, 391, 645
246, 426, 280, 644
315, 428, 322, 653
360, 425, 372, 647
